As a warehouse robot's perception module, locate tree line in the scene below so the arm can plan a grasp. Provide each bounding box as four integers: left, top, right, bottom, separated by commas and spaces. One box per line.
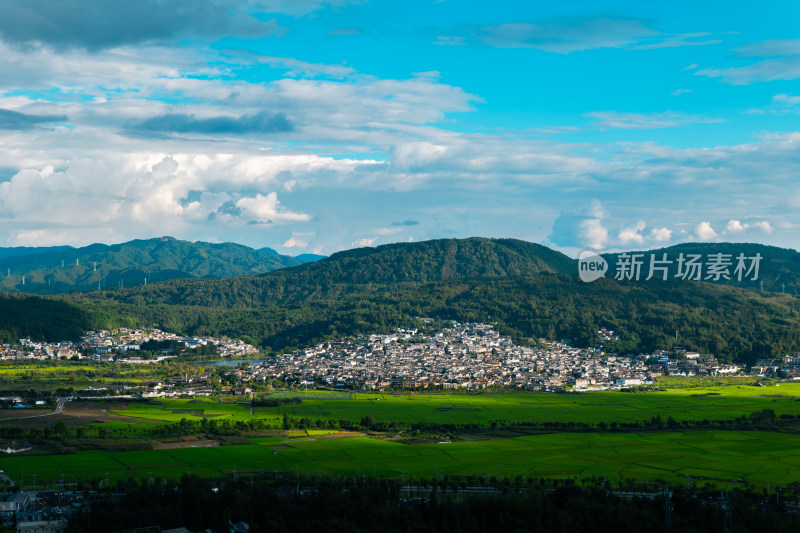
64, 472, 800, 533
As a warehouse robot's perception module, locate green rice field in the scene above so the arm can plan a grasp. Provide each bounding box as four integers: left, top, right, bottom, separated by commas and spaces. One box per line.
3, 384, 799, 491
108, 383, 800, 428
112, 398, 265, 424
2, 430, 798, 489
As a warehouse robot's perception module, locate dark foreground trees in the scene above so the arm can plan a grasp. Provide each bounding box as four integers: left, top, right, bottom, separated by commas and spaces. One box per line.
66, 474, 800, 533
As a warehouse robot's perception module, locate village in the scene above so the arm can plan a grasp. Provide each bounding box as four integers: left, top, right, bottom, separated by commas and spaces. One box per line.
238, 321, 765, 392
2, 322, 799, 396
0, 328, 259, 363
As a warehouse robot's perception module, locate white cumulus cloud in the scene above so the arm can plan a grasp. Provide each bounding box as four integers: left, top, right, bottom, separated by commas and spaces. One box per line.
281, 236, 308, 248
235, 193, 310, 224
694, 221, 718, 241
724, 219, 773, 235
725, 219, 745, 233
352, 237, 377, 247
648, 227, 672, 242
617, 220, 646, 244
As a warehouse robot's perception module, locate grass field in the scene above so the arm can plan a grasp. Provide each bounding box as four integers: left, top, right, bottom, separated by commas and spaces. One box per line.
2, 430, 798, 490
103, 384, 800, 428
110, 398, 265, 424
266, 386, 800, 426
0, 360, 217, 391
4, 385, 799, 492
663, 381, 800, 397
0, 364, 100, 376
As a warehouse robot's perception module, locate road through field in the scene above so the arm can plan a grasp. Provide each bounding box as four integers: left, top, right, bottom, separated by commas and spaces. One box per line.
0, 397, 66, 422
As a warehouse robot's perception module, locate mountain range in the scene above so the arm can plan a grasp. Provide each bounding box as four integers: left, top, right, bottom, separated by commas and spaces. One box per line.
0, 236, 324, 295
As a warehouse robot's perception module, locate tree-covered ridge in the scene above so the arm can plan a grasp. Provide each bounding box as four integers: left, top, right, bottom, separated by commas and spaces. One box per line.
313, 237, 577, 282
78, 238, 577, 307
0, 236, 304, 295
0, 292, 90, 343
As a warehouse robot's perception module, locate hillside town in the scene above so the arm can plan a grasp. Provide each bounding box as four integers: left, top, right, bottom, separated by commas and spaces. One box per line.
2, 323, 799, 395
238, 321, 798, 391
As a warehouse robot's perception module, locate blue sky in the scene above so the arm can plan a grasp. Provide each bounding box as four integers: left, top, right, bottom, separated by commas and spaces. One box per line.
0, 0, 798, 255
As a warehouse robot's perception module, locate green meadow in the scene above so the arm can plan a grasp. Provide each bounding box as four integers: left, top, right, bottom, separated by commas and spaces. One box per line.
113, 398, 268, 424
274, 387, 800, 426
3, 384, 799, 491
0, 361, 180, 389
3, 430, 798, 489
107, 384, 800, 428
0, 364, 99, 376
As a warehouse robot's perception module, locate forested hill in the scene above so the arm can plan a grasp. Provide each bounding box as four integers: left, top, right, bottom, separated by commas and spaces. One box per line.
0, 292, 90, 343
315, 238, 575, 281
77, 238, 577, 307
0, 236, 307, 295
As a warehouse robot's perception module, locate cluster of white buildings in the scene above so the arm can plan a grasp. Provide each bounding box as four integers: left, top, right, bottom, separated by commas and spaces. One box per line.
0, 328, 259, 363
0, 340, 81, 361
81, 328, 258, 361
751, 354, 800, 378
5, 322, 800, 392
236, 322, 682, 391
228, 321, 799, 391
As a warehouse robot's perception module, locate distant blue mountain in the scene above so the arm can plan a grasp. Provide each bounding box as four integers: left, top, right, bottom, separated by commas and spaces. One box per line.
294, 253, 326, 263
0, 246, 72, 262
0, 237, 302, 294
258, 247, 325, 263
